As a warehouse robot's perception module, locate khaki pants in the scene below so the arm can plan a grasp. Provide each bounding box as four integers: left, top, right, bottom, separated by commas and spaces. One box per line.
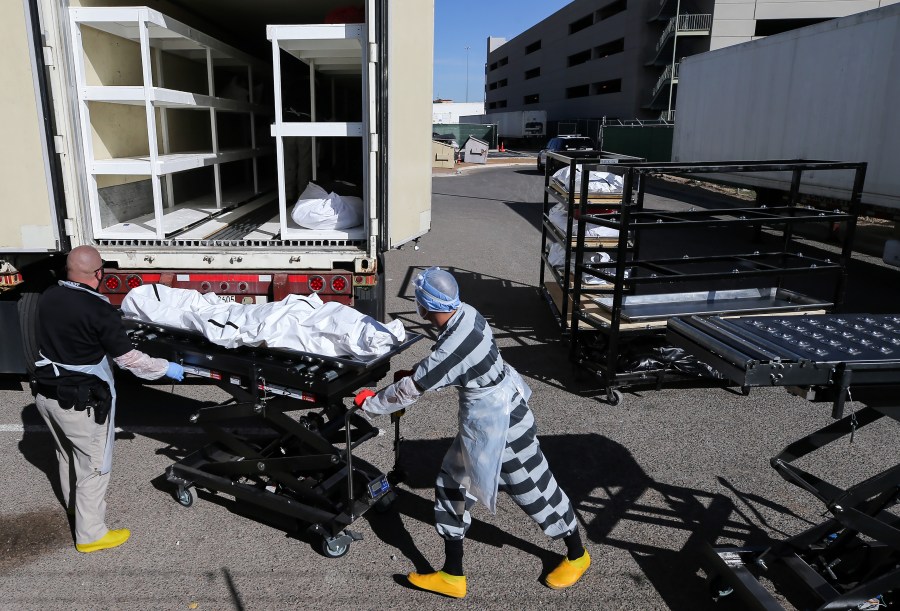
35, 393, 111, 545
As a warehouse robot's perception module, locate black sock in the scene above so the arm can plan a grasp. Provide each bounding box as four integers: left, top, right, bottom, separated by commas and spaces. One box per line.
563, 529, 583, 561
441, 538, 464, 576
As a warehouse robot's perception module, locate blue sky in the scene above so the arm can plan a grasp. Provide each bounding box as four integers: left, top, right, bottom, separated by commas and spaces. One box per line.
433, 0, 572, 102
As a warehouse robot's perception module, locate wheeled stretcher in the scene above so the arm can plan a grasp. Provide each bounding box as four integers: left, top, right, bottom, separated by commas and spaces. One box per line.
124, 317, 422, 558
668, 314, 900, 609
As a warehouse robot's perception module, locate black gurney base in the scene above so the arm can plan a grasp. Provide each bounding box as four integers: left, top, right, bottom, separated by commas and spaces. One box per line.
124, 318, 421, 558
702, 400, 899, 611
666, 314, 900, 609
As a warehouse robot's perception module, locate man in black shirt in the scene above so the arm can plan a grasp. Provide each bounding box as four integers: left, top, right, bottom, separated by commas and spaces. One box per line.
33, 245, 184, 553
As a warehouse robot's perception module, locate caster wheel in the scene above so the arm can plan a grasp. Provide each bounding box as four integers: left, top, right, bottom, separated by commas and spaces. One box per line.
606, 389, 623, 407
740, 386, 751, 396
175, 486, 197, 508
321, 536, 350, 558
707, 575, 734, 602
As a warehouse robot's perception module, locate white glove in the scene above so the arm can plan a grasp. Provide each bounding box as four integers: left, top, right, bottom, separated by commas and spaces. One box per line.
363, 376, 422, 415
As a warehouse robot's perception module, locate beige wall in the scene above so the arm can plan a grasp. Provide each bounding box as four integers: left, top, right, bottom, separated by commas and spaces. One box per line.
0, 0, 56, 250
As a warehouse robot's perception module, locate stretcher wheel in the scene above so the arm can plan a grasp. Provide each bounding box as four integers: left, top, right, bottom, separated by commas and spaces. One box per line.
606, 389, 623, 407
320, 536, 350, 558
175, 486, 197, 508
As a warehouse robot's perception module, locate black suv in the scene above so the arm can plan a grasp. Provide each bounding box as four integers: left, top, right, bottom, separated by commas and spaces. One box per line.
537, 136, 594, 172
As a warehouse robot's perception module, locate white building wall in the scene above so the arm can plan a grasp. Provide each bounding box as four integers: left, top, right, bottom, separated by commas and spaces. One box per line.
432, 102, 486, 124
710, 0, 900, 50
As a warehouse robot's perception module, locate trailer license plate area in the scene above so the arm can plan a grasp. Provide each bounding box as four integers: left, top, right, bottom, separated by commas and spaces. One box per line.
367, 474, 390, 499
219, 295, 263, 304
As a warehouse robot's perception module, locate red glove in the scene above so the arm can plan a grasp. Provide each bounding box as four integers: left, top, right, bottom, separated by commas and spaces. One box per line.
393, 369, 414, 383
354, 389, 376, 408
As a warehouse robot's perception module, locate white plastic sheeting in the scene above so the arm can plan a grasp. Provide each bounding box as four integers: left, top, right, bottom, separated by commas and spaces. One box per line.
290, 181, 364, 230
121, 285, 405, 358
547, 242, 610, 285
548, 203, 619, 238
552, 167, 624, 194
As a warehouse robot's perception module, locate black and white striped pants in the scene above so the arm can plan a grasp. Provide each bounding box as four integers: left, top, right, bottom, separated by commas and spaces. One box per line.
434, 398, 577, 541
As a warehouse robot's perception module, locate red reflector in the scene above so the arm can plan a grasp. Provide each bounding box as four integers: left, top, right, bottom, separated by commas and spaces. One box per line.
309, 275, 325, 292
104, 275, 121, 291
287, 275, 309, 283
141, 274, 161, 282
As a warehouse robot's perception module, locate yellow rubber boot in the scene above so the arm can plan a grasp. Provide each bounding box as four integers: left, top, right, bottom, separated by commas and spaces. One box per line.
407, 571, 467, 598
545, 548, 591, 589
75, 528, 131, 553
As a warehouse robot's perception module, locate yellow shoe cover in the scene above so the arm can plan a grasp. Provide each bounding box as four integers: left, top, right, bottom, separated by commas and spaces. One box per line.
407, 571, 467, 598
545, 548, 591, 589
75, 528, 131, 553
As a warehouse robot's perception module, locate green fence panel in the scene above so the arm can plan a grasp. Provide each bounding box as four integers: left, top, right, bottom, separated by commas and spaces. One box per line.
432, 123, 497, 148
601, 126, 673, 162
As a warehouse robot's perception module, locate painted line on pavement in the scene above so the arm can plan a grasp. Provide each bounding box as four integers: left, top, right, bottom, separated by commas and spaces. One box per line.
1, 425, 282, 435
1, 424, 209, 434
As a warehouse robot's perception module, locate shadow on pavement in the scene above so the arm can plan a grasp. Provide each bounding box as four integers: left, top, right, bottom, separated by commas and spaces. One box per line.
379, 433, 781, 610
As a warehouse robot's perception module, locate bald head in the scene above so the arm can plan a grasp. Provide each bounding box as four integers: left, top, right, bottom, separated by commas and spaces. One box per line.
67, 245, 103, 286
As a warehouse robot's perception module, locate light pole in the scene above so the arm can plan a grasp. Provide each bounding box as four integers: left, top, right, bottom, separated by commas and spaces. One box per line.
464, 46, 471, 102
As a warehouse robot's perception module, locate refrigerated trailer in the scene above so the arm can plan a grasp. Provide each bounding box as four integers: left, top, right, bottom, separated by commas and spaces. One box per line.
0, 0, 434, 374
672, 4, 899, 216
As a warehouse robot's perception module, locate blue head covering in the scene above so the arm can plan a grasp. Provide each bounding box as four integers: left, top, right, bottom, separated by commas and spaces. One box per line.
414, 267, 460, 313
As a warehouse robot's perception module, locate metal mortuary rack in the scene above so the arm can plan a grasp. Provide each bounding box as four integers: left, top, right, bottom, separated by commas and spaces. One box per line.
567, 160, 867, 405
666, 313, 900, 610
124, 317, 422, 558
538, 149, 643, 330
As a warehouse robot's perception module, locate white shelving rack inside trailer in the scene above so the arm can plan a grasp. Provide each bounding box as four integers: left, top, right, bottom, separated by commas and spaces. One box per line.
267, 23, 375, 243
69, 7, 274, 241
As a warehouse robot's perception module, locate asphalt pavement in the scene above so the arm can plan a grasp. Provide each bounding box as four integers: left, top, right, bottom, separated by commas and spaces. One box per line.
1, 164, 898, 610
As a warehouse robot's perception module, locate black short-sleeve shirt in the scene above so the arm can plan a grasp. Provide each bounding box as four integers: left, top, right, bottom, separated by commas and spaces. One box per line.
33, 282, 134, 387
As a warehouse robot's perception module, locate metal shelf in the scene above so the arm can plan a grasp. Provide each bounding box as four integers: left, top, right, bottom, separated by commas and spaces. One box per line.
268, 22, 373, 249
69, 6, 272, 241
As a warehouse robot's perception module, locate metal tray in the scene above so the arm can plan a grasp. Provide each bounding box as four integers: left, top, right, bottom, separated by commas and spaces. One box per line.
589, 288, 830, 322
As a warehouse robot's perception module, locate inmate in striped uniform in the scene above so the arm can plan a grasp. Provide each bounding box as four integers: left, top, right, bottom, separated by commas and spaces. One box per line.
412, 303, 578, 541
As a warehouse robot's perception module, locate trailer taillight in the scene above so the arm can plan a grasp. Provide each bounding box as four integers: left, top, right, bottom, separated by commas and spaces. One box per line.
126, 274, 143, 289
331, 275, 348, 292
309, 276, 325, 292
104, 275, 121, 291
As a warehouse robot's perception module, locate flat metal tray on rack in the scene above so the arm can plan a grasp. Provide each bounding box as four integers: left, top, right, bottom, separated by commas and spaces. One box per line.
589, 288, 830, 322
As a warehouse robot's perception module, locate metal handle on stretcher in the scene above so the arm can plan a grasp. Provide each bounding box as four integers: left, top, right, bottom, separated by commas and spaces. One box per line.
344, 404, 359, 511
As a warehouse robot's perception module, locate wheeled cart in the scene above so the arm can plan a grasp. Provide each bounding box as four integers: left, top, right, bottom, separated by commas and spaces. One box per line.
567, 160, 867, 405
668, 313, 900, 609
124, 318, 421, 558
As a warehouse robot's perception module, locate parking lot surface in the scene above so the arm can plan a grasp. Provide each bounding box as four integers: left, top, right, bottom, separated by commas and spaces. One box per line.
1, 166, 897, 610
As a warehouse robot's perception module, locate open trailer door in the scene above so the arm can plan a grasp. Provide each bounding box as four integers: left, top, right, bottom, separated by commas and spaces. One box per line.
383, 0, 433, 249
0, 0, 65, 255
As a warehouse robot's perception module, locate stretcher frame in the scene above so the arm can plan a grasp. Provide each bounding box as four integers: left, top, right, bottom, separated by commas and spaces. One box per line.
124, 318, 421, 557
666, 314, 900, 609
